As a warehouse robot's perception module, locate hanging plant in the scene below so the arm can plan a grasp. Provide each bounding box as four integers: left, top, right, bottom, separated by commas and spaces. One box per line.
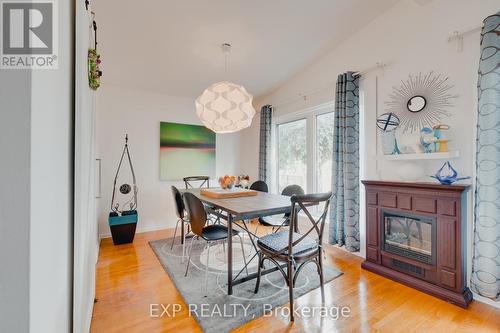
88, 17, 102, 90
88, 48, 102, 90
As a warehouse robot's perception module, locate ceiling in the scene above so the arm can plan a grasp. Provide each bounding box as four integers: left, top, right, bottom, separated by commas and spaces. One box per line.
93, 0, 399, 99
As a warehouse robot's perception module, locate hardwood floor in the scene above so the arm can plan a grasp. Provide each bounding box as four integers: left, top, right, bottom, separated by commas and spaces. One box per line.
90, 226, 500, 333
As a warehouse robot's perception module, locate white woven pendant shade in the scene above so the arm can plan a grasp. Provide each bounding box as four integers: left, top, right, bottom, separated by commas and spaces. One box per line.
195, 81, 256, 133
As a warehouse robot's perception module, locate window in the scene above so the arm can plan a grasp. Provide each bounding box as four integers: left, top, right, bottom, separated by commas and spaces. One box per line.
316, 112, 334, 193
273, 104, 334, 204
277, 119, 307, 193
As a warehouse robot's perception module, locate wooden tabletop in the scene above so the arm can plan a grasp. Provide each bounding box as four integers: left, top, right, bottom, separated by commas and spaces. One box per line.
181, 188, 293, 220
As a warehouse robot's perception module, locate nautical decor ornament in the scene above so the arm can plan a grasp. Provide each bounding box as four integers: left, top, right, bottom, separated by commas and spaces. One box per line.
385, 71, 458, 133
431, 161, 470, 185
195, 44, 256, 133
376, 112, 400, 132
119, 183, 132, 195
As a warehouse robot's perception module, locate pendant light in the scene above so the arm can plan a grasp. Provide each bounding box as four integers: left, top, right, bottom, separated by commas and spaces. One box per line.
195, 43, 256, 134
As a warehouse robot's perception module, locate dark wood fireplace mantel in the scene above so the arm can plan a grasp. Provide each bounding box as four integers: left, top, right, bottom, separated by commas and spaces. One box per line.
361, 180, 472, 308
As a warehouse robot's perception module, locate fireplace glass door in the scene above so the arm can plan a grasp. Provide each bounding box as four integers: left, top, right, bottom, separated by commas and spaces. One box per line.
382, 211, 435, 264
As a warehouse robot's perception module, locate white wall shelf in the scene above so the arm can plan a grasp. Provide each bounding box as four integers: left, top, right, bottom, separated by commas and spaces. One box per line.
382, 151, 460, 161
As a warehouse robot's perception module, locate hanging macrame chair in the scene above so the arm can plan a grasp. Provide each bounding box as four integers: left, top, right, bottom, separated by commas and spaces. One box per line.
108, 134, 138, 245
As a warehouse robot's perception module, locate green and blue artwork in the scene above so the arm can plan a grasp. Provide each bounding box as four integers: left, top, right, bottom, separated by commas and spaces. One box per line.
160, 122, 216, 180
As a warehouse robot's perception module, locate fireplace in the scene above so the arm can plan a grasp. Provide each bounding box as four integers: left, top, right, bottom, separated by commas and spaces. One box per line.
361, 181, 472, 308
382, 210, 435, 265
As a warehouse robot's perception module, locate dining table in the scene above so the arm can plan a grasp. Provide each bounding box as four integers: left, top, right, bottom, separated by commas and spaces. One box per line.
180, 188, 301, 295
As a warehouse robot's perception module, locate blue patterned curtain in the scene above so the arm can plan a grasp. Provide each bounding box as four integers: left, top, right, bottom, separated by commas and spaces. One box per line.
472, 12, 500, 301
258, 105, 273, 183
329, 72, 360, 252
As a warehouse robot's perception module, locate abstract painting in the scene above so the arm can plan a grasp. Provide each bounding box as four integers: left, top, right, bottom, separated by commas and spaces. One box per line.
160, 122, 216, 180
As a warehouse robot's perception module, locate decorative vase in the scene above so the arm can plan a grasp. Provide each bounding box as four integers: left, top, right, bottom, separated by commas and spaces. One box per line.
397, 132, 423, 154
420, 127, 436, 153
381, 131, 399, 155
435, 139, 449, 153
432, 124, 450, 152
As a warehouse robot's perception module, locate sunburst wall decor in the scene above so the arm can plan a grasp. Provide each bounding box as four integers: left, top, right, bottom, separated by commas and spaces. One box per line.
385, 71, 458, 133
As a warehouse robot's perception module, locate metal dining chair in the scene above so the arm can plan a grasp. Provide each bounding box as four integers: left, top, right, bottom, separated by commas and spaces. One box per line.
183, 192, 248, 289
183, 175, 222, 224
249, 180, 269, 193
254, 191, 332, 321
183, 176, 210, 189
170, 186, 190, 261
240, 180, 269, 247
257, 184, 305, 233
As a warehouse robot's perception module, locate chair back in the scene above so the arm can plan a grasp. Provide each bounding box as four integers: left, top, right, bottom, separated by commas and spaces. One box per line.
282, 184, 305, 197
183, 176, 210, 189
286, 192, 332, 255
281, 184, 305, 217
171, 186, 184, 219
250, 180, 268, 192
183, 192, 207, 236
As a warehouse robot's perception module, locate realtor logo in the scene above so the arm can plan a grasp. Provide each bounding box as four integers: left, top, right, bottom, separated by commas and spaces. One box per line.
1, 0, 58, 69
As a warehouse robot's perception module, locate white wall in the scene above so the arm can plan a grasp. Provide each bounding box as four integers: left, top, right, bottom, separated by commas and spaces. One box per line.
241, 0, 500, 307
29, 0, 74, 330
96, 85, 241, 237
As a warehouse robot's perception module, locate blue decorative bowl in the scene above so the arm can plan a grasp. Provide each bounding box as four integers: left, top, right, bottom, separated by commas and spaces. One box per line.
430, 161, 470, 185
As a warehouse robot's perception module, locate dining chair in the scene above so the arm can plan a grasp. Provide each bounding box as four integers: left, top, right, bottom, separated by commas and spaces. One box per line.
254, 191, 332, 321
183, 192, 248, 289
170, 186, 190, 261
183, 176, 210, 189
249, 180, 269, 193
240, 180, 269, 245
183, 175, 222, 223
257, 184, 305, 233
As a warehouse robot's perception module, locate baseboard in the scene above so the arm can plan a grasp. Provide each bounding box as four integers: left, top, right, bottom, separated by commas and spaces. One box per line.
330, 243, 364, 258
99, 224, 170, 240
473, 292, 500, 309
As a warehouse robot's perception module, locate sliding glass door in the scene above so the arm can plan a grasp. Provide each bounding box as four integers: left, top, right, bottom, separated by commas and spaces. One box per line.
277, 119, 307, 192
274, 104, 334, 202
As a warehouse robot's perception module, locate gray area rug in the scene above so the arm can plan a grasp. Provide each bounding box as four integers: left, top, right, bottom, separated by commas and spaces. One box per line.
149, 236, 342, 333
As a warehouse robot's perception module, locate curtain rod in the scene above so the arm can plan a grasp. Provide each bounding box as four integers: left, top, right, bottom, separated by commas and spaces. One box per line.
270, 81, 335, 109
353, 62, 387, 77
448, 25, 482, 42
448, 24, 482, 52
270, 62, 387, 109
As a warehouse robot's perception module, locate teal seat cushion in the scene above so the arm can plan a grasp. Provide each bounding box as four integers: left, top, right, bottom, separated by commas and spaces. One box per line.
257, 231, 318, 255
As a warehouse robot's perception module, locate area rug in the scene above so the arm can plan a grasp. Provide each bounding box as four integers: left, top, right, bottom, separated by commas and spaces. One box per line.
149, 236, 342, 333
